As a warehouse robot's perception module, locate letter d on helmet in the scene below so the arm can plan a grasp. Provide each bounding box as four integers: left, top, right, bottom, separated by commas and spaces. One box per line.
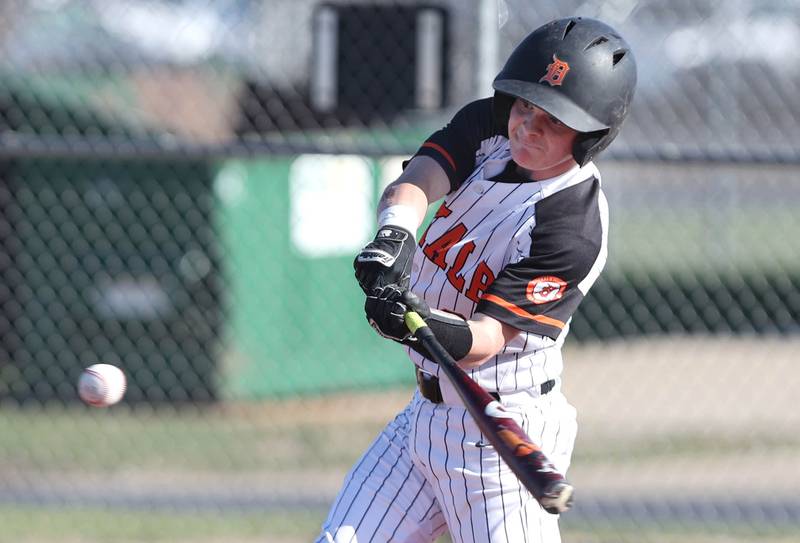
492, 17, 637, 166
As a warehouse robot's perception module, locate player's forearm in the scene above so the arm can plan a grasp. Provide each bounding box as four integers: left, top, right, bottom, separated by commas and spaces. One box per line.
356, 159, 449, 307
377, 181, 429, 232
457, 313, 519, 369
400, 300, 519, 369
377, 155, 451, 232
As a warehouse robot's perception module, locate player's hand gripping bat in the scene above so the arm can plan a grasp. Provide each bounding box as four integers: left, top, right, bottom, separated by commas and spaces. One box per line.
404, 311, 574, 514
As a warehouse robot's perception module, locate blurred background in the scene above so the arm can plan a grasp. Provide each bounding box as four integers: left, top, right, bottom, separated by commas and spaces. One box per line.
0, 0, 799, 542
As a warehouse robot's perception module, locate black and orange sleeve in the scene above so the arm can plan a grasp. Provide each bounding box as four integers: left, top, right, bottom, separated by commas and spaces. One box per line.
476, 178, 606, 339
407, 98, 500, 192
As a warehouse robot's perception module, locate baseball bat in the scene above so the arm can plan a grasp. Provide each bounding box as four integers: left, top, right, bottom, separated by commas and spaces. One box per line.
404, 311, 574, 514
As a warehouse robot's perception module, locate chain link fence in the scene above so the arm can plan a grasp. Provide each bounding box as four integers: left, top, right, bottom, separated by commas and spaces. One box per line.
1, 1, 799, 541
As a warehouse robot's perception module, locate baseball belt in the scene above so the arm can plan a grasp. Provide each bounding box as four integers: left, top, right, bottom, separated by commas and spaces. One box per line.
416, 366, 555, 405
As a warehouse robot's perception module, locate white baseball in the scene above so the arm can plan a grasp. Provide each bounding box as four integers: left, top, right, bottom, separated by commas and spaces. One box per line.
78, 364, 127, 407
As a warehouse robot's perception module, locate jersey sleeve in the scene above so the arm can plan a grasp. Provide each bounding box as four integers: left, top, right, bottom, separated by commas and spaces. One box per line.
407, 97, 501, 192
476, 178, 607, 339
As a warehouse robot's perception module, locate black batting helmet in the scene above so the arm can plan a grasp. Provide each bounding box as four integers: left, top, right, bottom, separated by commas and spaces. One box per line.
492, 17, 637, 166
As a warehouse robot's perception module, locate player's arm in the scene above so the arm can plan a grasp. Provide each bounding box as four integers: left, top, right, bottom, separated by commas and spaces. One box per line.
458, 312, 524, 369
378, 155, 451, 225
354, 99, 493, 297
353, 157, 450, 299
380, 291, 542, 368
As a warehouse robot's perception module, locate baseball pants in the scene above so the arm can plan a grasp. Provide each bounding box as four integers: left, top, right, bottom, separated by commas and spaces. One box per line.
317, 387, 577, 543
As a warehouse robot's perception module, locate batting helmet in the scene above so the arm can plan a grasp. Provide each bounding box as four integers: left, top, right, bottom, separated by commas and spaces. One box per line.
492, 17, 637, 166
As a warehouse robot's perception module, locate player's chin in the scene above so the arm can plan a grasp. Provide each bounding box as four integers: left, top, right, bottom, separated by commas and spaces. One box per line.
510, 144, 532, 164
511, 147, 544, 172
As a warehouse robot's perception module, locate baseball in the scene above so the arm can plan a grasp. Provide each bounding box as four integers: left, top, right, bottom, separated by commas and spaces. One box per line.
78, 364, 127, 407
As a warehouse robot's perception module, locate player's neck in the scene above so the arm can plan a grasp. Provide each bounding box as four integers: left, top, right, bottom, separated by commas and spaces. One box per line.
516, 159, 579, 181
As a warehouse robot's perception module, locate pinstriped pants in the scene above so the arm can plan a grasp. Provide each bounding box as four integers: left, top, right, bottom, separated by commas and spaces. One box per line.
317, 389, 577, 543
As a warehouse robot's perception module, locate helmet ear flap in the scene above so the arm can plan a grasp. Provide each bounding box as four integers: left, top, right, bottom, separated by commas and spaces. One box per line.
573, 129, 609, 166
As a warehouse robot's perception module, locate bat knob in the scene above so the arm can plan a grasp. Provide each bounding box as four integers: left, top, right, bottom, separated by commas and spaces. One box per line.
540, 481, 574, 514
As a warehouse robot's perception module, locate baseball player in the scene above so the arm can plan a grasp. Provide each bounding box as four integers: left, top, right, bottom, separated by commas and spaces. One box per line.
318, 17, 637, 543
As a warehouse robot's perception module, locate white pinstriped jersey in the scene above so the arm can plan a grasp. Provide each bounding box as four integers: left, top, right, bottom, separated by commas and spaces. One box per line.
408, 98, 609, 396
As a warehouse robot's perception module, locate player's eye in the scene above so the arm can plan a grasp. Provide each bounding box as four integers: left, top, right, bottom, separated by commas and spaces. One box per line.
548, 114, 564, 127
519, 99, 535, 110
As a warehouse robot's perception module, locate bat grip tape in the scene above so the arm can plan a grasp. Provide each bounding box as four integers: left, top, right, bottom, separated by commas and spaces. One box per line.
404, 311, 427, 333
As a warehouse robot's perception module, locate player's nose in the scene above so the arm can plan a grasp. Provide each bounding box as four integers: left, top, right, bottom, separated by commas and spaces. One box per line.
522, 108, 546, 135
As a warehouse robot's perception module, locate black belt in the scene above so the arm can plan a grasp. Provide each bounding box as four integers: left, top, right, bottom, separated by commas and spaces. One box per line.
415, 367, 555, 405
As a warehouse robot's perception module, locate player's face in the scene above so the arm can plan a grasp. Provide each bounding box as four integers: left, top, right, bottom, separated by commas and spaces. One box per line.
508, 98, 579, 180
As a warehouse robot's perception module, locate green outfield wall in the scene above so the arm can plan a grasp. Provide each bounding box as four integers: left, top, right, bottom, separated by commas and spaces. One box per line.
214, 157, 414, 399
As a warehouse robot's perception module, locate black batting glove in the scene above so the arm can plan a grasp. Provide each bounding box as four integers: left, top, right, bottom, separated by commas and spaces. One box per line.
365, 285, 412, 342
354, 225, 415, 295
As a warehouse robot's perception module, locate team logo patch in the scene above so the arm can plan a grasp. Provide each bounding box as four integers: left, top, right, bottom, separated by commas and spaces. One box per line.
526, 276, 567, 305
539, 54, 570, 86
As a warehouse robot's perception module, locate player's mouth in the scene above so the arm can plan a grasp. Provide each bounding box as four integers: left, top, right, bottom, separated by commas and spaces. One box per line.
516, 137, 543, 151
